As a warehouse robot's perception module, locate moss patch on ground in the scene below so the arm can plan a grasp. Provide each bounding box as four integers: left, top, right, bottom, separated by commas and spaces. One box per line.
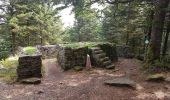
60, 42, 113, 49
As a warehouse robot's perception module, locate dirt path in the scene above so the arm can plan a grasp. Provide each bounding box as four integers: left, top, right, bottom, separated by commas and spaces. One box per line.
0, 58, 170, 100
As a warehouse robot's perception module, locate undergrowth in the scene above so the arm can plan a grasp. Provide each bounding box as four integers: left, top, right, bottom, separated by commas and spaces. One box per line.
0, 56, 18, 83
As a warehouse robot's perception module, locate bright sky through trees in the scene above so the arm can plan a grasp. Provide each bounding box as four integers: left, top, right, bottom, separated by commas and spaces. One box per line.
59, 3, 104, 28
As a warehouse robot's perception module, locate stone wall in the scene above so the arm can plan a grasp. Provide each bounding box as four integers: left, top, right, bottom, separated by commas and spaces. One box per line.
37, 45, 59, 59
17, 55, 42, 80
98, 43, 118, 62
57, 46, 88, 71
116, 45, 134, 58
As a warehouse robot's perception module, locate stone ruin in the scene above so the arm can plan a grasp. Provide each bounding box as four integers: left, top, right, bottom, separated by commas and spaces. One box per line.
116, 45, 134, 58
57, 43, 118, 70
17, 55, 42, 81
98, 43, 118, 62
37, 45, 59, 59
17, 48, 42, 83
16, 43, 133, 83
57, 46, 88, 70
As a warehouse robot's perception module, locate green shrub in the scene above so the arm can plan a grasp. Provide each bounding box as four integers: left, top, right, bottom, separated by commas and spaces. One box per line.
0, 51, 9, 60
143, 60, 169, 73
0, 56, 18, 68
0, 56, 18, 83
23, 46, 38, 55
0, 41, 11, 60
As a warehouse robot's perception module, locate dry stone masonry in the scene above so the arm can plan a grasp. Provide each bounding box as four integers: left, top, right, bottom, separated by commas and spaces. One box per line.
98, 43, 118, 62
90, 46, 115, 69
116, 45, 134, 58
16, 43, 125, 79
37, 45, 59, 59
57, 46, 88, 71
57, 43, 118, 70
17, 55, 42, 81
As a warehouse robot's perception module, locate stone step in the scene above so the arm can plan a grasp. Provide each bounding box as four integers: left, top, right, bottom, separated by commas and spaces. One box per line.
91, 47, 101, 51
20, 77, 41, 84
94, 50, 103, 54
106, 64, 115, 69
103, 60, 112, 66
96, 53, 106, 58
99, 57, 110, 62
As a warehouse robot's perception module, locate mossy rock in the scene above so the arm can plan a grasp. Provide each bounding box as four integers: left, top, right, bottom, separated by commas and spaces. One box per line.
73, 66, 83, 71
146, 74, 165, 82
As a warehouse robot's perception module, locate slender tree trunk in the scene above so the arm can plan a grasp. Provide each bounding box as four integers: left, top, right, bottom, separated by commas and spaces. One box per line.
11, 32, 16, 55
126, 2, 131, 45
150, 0, 170, 60
27, 34, 30, 46
163, 13, 170, 56
9, 4, 15, 55
147, 10, 154, 40
126, 33, 129, 45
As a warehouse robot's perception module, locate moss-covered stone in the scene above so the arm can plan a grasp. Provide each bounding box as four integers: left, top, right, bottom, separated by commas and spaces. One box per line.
57, 46, 88, 71
98, 43, 118, 62
73, 66, 83, 71
17, 55, 42, 80
146, 74, 165, 82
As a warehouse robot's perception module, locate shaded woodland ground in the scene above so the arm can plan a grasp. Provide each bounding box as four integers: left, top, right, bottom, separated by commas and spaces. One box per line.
0, 58, 170, 100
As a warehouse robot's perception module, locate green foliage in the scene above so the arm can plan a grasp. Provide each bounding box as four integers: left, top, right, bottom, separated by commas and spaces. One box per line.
143, 59, 169, 73
0, 56, 18, 68
0, 56, 18, 83
0, 41, 11, 60
61, 42, 110, 49
0, 0, 63, 48
146, 44, 154, 64
0, 68, 17, 84
66, 0, 102, 42
23, 47, 38, 55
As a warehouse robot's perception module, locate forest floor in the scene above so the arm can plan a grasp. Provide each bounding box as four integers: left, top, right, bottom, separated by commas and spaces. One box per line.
0, 58, 170, 100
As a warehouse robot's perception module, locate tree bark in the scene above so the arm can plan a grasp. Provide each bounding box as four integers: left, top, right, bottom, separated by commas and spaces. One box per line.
150, 0, 170, 60
11, 32, 16, 55
162, 12, 170, 56
147, 10, 154, 40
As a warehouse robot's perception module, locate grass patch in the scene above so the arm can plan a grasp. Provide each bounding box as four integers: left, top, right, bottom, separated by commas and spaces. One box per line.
0, 68, 17, 84
23, 46, 38, 55
60, 42, 113, 49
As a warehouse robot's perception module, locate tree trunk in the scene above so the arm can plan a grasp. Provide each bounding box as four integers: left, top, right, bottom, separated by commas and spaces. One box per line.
150, 0, 170, 60
147, 10, 154, 40
11, 32, 16, 55
162, 12, 170, 56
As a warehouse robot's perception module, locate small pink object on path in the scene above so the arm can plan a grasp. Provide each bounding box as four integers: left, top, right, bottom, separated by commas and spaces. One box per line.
86, 54, 92, 70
